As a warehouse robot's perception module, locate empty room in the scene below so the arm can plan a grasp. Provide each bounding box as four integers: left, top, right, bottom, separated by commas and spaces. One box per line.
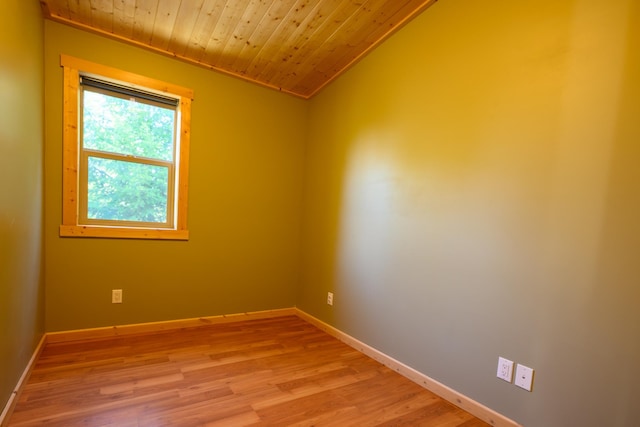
2, 0, 639, 426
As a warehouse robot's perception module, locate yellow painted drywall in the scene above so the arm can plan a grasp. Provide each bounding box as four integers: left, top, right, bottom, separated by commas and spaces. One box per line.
43, 21, 309, 331
0, 0, 45, 413
301, 0, 640, 426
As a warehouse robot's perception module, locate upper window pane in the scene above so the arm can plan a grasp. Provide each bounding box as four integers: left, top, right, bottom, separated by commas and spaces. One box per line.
82, 89, 175, 162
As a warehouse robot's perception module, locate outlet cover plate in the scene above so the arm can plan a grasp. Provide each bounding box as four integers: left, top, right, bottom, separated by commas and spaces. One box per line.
515, 364, 534, 391
112, 289, 123, 304
496, 357, 514, 382
327, 292, 334, 306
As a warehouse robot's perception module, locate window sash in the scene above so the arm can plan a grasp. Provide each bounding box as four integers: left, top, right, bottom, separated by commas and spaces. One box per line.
78, 149, 176, 228
78, 78, 178, 228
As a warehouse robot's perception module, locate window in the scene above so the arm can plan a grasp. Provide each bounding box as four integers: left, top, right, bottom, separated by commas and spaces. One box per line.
59, 55, 193, 240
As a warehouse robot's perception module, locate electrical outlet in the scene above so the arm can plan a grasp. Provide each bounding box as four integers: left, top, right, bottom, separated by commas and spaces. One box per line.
327, 292, 334, 306
496, 357, 514, 382
514, 364, 534, 391
112, 289, 123, 304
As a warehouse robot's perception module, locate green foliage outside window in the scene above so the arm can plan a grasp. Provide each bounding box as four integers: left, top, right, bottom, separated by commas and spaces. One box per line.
86, 158, 169, 223
82, 90, 175, 224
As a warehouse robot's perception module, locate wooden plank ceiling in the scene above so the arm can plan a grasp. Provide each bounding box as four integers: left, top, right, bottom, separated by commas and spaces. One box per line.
40, 0, 437, 98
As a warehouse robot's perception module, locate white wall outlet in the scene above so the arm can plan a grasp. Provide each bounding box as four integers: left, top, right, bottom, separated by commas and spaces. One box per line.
327, 292, 334, 306
515, 364, 534, 391
112, 289, 123, 304
496, 357, 514, 382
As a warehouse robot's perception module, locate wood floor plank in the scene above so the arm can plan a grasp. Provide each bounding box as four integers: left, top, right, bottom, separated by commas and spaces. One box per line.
8, 316, 489, 426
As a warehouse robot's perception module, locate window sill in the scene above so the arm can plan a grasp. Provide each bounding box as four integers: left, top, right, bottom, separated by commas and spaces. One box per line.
59, 225, 189, 240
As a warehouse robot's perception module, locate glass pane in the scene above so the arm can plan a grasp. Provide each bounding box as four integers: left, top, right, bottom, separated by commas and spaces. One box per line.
87, 157, 169, 223
83, 89, 175, 161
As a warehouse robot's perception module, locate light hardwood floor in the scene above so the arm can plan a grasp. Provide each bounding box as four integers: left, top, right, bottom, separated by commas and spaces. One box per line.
8, 316, 489, 426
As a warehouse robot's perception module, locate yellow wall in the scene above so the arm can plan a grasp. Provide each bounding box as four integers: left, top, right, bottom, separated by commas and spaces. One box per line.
0, 0, 45, 413
43, 21, 309, 331
300, 0, 640, 426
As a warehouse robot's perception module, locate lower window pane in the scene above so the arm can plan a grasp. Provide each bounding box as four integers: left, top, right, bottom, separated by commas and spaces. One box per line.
87, 157, 169, 224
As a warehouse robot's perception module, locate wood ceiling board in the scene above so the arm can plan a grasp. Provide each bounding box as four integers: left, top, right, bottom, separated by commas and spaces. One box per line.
90, 0, 115, 33
204, 1, 255, 67
270, 0, 375, 91
262, 0, 358, 89
67, 0, 91, 25
132, 0, 159, 45
40, 0, 437, 98
213, 0, 278, 72
223, 0, 295, 76
112, 0, 136, 39
245, 0, 326, 89
181, 0, 226, 62
313, 0, 432, 78
41, 0, 64, 20
238, 0, 323, 80
149, 0, 182, 51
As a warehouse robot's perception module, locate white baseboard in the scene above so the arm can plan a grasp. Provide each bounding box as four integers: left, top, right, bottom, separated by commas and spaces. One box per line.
0, 334, 47, 427
295, 309, 522, 427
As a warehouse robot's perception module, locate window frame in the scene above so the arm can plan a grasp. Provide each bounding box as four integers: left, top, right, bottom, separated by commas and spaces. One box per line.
59, 55, 193, 240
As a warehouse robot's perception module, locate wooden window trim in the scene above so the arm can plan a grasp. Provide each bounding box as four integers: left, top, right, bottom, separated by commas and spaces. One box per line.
59, 55, 193, 240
